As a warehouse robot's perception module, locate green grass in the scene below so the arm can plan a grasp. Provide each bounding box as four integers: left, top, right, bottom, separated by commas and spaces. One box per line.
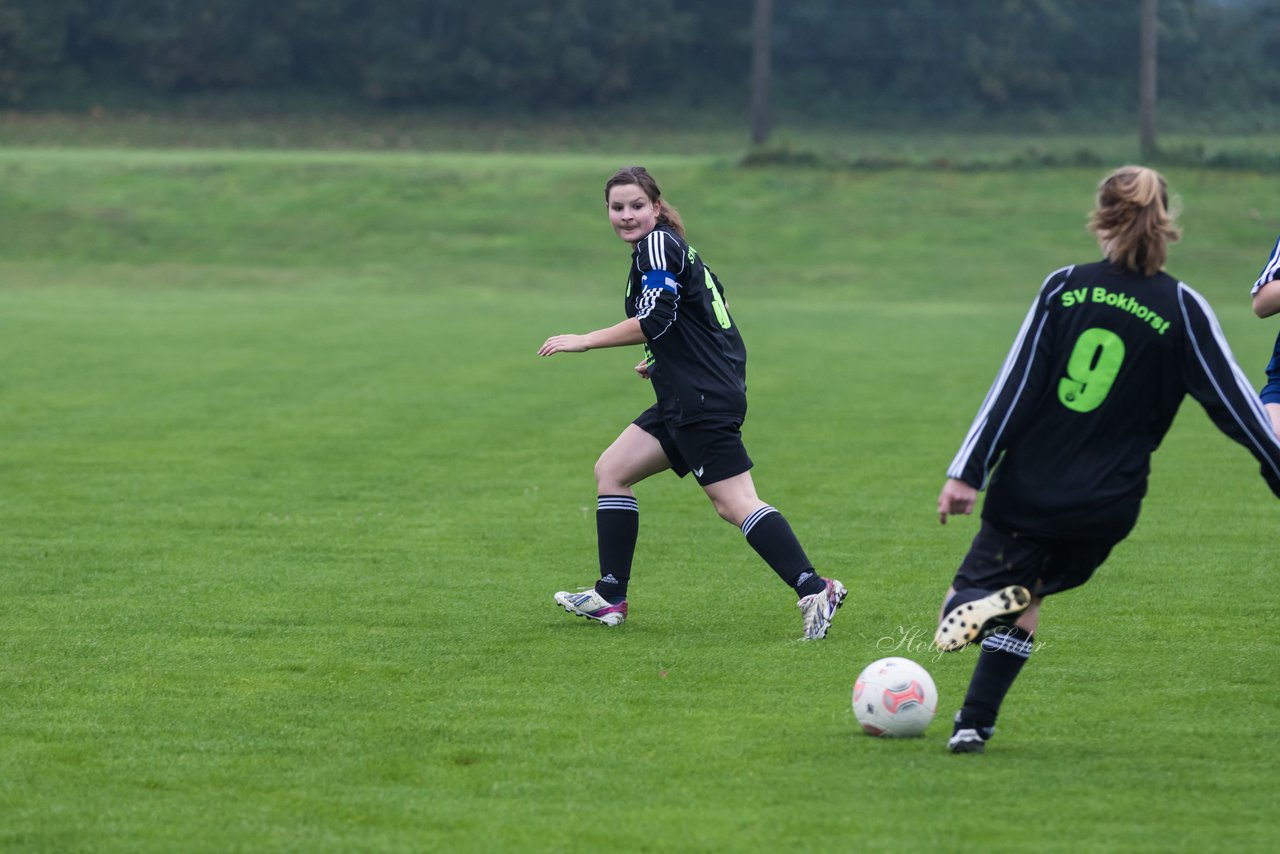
1, 148, 1278, 851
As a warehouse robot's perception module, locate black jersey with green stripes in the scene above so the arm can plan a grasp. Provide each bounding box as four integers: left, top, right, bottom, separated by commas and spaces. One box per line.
948, 260, 1280, 538
625, 225, 747, 425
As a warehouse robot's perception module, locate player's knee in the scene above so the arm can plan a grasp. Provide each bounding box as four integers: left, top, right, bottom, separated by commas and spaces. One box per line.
595, 453, 637, 492
593, 454, 618, 490
708, 495, 743, 526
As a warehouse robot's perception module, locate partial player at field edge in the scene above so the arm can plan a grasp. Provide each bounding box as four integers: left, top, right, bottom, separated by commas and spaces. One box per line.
1248, 234, 1280, 438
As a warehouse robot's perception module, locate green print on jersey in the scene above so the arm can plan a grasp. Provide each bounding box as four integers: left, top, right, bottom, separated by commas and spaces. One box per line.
1060, 286, 1170, 335
1058, 327, 1126, 413
690, 246, 732, 330
707, 272, 732, 329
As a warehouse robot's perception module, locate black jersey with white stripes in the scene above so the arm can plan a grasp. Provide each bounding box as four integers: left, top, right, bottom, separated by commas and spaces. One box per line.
948, 260, 1280, 538
625, 225, 747, 425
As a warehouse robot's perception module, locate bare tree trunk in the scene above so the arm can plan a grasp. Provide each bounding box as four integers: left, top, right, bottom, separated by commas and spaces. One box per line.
1139, 0, 1158, 159
750, 0, 773, 146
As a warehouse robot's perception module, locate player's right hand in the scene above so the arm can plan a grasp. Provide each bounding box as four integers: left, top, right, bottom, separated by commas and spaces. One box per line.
937, 478, 977, 525
538, 334, 588, 356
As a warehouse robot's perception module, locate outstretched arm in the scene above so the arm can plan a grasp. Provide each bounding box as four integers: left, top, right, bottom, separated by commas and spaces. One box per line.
1252, 278, 1280, 318
946, 269, 1066, 489
538, 318, 645, 356
1180, 284, 1280, 497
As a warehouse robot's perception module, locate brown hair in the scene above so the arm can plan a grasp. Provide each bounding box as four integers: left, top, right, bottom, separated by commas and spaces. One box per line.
604, 166, 686, 239
1087, 165, 1181, 276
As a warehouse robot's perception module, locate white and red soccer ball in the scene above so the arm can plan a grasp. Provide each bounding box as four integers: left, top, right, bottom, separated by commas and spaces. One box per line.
852, 657, 938, 737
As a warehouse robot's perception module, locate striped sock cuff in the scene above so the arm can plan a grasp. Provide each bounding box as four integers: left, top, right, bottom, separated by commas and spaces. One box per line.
597, 495, 639, 513
740, 505, 778, 537
980, 630, 1034, 659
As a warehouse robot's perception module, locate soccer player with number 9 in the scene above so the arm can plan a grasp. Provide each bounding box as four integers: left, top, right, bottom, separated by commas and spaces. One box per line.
932, 165, 1280, 753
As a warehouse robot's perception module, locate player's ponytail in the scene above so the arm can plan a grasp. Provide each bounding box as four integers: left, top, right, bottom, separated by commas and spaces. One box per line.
1088, 165, 1181, 277
657, 200, 685, 240
604, 166, 686, 240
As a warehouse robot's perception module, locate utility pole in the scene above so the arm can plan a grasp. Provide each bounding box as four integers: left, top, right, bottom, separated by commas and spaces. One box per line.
750, 0, 773, 146
1139, 0, 1158, 159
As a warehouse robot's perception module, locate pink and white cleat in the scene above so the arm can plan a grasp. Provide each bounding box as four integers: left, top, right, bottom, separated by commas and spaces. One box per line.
797, 577, 847, 640
554, 588, 628, 626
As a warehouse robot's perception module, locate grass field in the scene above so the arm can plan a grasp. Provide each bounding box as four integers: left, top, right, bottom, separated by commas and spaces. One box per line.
1, 147, 1279, 852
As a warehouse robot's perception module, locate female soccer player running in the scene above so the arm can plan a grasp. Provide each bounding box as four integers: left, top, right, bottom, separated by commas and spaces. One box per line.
538, 166, 845, 640
1248, 235, 1280, 437
933, 166, 1280, 753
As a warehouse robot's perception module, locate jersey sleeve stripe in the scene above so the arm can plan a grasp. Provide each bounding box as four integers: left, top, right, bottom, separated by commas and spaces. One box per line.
1252, 235, 1280, 293
1178, 283, 1280, 473
645, 288, 679, 340
948, 305, 1046, 480
948, 305, 1041, 479
645, 231, 664, 273
640, 228, 688, 276
947, 269, 1070, 483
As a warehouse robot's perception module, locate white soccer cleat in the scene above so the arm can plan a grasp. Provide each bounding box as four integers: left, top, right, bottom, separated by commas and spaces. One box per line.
554, 587, 628, 626
797, 577, 847, 640
933, 585, 1031, 652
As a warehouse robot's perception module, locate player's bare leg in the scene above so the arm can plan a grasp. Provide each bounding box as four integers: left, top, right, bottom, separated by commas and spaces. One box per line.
554, 425, 671, 626
705, 472, 846, 639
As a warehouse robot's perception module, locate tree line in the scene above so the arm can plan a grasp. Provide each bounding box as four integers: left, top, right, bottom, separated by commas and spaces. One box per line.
1, 0, 1276, 119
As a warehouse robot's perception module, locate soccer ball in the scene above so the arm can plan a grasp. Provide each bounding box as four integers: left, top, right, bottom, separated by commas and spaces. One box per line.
852, 657, 938, 738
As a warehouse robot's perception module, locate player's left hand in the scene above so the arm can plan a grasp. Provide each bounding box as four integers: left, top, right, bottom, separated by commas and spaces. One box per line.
538, 334, 588, 356
634, 360, 650, 380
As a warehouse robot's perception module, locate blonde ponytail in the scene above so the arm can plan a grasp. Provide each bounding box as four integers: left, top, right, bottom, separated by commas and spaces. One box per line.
1088, 165, 1181, 276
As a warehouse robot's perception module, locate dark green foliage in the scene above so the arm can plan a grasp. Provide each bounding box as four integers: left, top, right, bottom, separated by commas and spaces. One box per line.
346, 0, 698, 104
0, 0, 1277, 120
0, 0, 86, 103
14, 0, 698, 105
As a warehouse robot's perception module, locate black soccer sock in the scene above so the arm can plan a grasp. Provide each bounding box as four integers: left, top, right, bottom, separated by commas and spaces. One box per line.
959, 626, 1034, 729
593, 495, 638, 603
741, 505, 826, 598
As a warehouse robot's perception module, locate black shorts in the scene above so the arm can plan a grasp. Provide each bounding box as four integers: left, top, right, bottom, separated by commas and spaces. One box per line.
633, 404, 753, 486
951, 519, 1120, 598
